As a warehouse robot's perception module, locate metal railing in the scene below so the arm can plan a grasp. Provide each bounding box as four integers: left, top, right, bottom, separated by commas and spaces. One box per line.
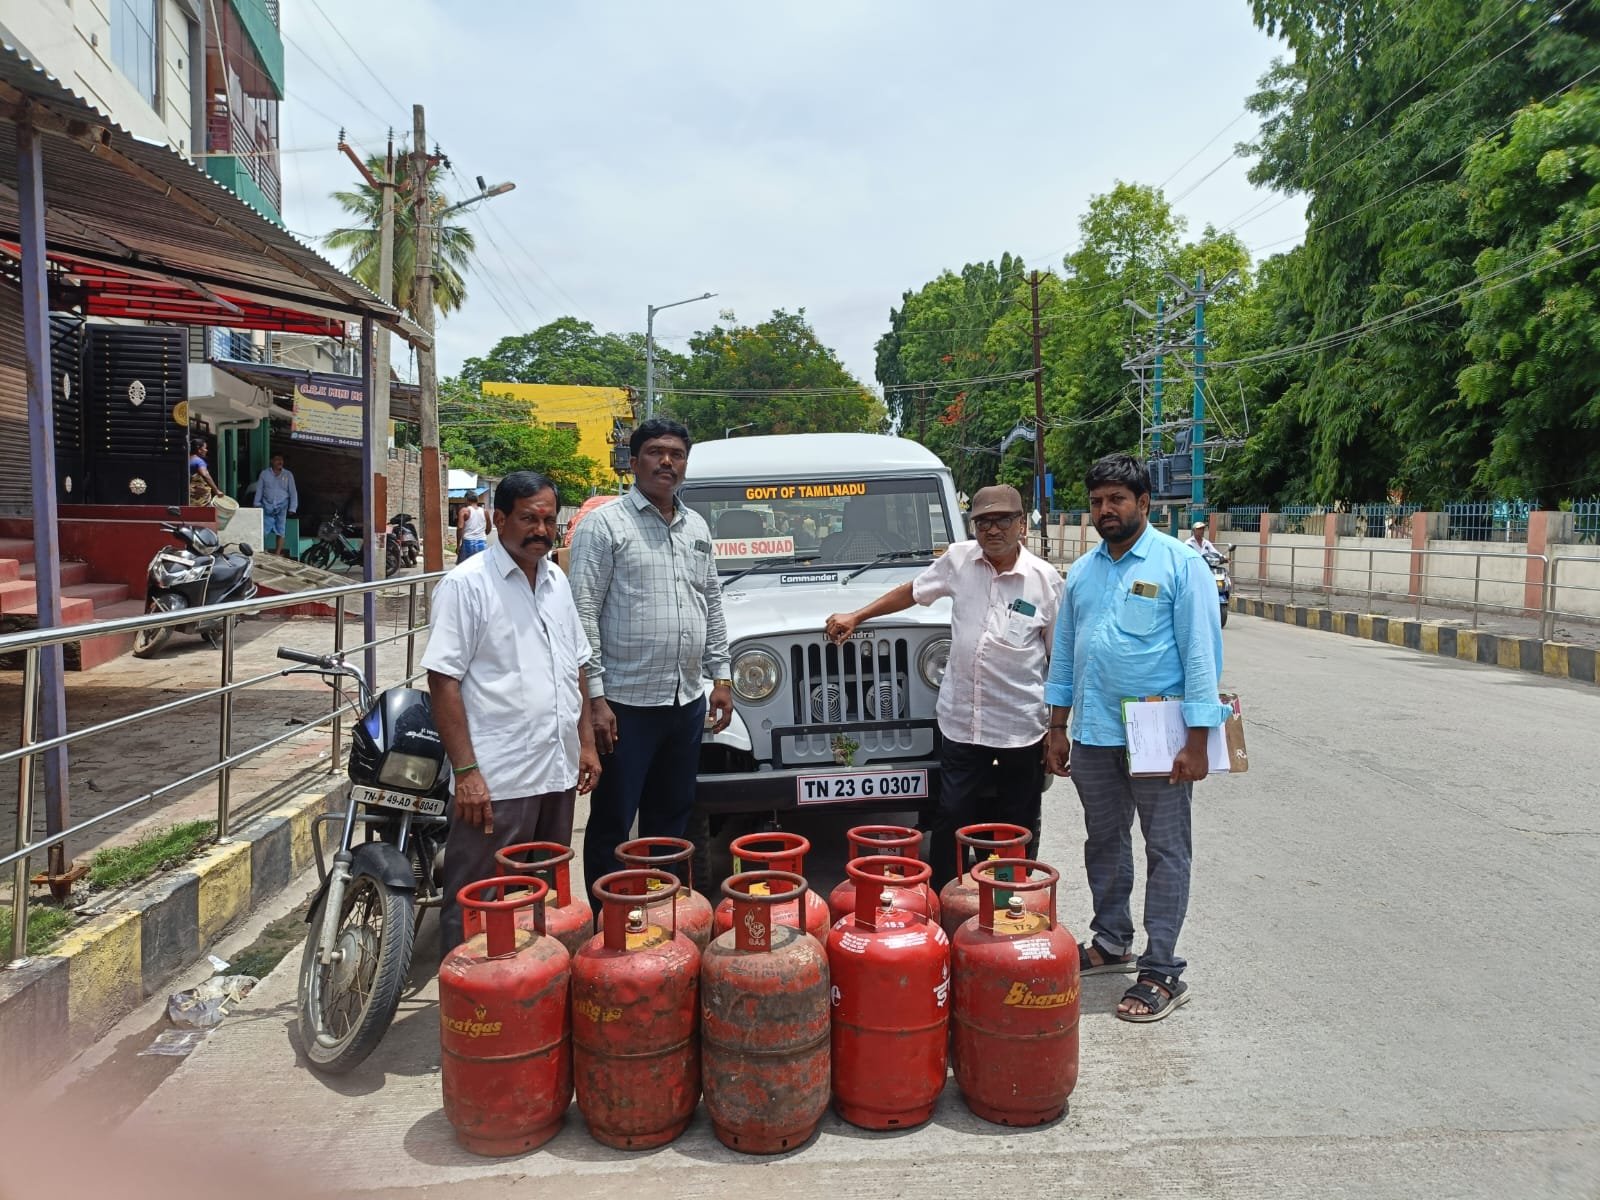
1572, 500, 1600, 545
1234, 540, 1600, 641
1224, 505, 1266, 533
3, 570, 444, 967
1442, 500, 1530, 542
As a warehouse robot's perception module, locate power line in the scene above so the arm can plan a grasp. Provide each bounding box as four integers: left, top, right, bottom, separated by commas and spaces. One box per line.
280, 29, 399, 129
304, 0, 408, 113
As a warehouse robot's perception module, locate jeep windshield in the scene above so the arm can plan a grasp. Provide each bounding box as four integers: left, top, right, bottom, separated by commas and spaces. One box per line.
680, 476, 954, 574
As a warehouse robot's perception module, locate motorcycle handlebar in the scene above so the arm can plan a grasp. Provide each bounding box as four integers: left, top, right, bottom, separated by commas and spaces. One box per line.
277, 647, 333, 668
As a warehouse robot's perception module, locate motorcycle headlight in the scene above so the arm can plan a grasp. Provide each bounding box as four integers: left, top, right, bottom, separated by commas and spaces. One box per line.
155, 560, 206, 587
379, 752, 442, 791
731, 647, 782, 703
918, 638, 951, 688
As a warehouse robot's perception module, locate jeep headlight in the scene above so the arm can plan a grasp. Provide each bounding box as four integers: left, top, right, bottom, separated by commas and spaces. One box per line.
380, 752, 441, 790
731, 647, 782, 703
918, 638, 951, 688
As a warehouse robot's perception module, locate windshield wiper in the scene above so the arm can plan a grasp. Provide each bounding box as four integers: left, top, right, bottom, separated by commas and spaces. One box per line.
845, 548, 934, 584
721, 552, 820, 588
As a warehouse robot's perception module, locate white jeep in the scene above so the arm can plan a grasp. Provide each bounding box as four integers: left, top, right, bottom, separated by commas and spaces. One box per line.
679, 433, 961, 879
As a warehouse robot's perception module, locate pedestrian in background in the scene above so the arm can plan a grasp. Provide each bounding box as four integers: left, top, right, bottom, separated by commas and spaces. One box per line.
567, 417, 733, 902
827, 484, 1060, 890
188, 441, 219, 504
1045, 453, 1228, 1023
457, 491, 488, 561
424, 470, 601, 951
252, 453, 297, 556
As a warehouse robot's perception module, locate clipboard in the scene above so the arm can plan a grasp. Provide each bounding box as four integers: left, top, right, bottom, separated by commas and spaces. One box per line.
1120, 693, 1248, 777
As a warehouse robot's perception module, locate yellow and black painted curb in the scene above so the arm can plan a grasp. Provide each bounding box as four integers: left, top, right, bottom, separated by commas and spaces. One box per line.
1231, 597, 1598, 688
0, 783, 339, 1086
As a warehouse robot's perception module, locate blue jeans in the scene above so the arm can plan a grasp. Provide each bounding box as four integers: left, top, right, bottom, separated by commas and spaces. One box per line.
260, 502, 288, 538
582, 696, 707, 908
1069, 742, 1193, 979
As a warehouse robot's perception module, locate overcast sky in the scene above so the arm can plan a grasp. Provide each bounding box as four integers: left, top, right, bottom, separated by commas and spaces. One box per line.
277, 1, 1307, 387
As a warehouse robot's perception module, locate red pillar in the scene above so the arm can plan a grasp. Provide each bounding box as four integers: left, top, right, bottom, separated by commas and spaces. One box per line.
1525, 511, 1552, 616
1323, 513, 1338, 592
1409, 513, 1430, 601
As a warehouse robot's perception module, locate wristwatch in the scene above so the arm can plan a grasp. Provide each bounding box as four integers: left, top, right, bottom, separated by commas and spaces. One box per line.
713, 677, 733, 689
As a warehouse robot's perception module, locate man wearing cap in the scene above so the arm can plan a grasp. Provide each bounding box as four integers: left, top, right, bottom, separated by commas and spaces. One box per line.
826, 484, 1062, 890
1184, 521, 1219, 558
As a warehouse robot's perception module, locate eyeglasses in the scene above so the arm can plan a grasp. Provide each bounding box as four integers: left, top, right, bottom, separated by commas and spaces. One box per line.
972, 513, 1022, 531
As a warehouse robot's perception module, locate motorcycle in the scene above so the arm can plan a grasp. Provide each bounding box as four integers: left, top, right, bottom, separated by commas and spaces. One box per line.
387, 512, 421, 575
300, 512, 364, 572
132, 506, 258, 658
1204, 546, 1233, 627
278, 646, 450, 1074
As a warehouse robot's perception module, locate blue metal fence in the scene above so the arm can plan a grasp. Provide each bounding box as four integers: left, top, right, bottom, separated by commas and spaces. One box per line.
1353, 503, 1420, 539
1572, 499, 1600, 545
1224, 505, 1266, 533
1443, 500, 1530, 542
1276, 505, 1326, 536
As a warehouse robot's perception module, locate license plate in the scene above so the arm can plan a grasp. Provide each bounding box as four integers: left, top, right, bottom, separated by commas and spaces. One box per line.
796, 768, 929, 805
351, 784, 446, 816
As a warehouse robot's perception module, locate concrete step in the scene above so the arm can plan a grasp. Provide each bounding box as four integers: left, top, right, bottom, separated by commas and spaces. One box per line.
21, 560, 93, 586
0, 558, 17, 585
63, 581, 131, 609
0, 578, 36, 614
68, 598, 144, 671
0, 537, 34, 564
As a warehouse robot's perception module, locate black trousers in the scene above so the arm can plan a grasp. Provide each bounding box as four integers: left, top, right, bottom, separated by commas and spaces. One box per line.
441, 788, 576, 953
929, 737, 1044, 893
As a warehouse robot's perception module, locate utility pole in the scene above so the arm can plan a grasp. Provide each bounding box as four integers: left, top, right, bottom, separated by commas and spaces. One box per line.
918, 384, 929, 444
1029, 270, 1048, 560
1190, 269, 1207, 522
1151, 295, 1164, 460
412, 105, 444, 574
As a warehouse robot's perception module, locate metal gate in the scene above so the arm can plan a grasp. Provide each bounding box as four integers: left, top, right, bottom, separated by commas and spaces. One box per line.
0, 283, 28, 516
51, 314, 84, 506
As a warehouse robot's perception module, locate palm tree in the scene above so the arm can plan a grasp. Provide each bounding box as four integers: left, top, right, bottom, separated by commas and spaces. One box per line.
324, 150, 476, 319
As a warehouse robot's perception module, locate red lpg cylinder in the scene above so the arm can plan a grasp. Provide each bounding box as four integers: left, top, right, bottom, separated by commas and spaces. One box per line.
828, 825, 941, 927
952, 859, 1080, 1126
701, 871, 831, 1154
827, 856, 950, 1129
439, 877, 572, 1156
937, 822, 1048, 943
571, 869, 701, 1149
490, 841, 592, 958
615, 836, 714, 952
714, 832, 830, 938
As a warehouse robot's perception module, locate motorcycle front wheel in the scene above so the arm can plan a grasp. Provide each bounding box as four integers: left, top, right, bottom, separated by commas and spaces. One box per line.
300, 543, 334, 570
297, 864, 415, 1074
1220, 603, 1229, 627
385, 542, 401, 577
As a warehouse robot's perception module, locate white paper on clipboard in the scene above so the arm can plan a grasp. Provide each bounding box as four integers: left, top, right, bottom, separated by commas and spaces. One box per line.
1122, 699, 1231, 777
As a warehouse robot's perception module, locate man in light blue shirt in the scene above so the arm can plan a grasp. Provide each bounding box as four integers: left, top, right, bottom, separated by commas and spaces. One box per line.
1044, 453, 1228, 1024
253, 453, 298, 556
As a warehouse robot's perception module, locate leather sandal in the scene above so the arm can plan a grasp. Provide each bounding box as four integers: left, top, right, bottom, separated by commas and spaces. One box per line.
1078, 942, 1137, 976
1117, 970, 1190, 1023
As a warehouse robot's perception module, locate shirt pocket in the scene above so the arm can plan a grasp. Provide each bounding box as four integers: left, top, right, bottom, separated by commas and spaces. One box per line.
1116, 589, 1160, 636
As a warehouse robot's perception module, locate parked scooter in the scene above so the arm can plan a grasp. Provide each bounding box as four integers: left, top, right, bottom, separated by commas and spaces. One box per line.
300, 512, 364, 571
387, 512, 421, 575
132, 506, 258, 658
1204, 546, 1233, 627
277, 646, 450, 1074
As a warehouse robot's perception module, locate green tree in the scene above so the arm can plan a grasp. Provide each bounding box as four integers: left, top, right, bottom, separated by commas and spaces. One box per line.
438, 377, 607, 500
662, 309, 884, 443
459, 316, 684, 392
324, 150, 475, 319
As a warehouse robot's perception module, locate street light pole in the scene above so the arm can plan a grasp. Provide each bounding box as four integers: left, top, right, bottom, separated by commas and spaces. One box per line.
724, 422, 756, 439
645, 291, 715, 419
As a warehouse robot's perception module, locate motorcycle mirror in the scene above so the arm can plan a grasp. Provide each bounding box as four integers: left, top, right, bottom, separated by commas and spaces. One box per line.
166, 505, 182, 517
240, 544, 254, 557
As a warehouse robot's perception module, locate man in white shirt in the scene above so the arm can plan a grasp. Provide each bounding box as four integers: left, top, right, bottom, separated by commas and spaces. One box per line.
423, 470, 602, 950
252, 454, 298, 556
456, 492, 489, 562
1184, 521, 1219, 558
826, 484, 1062, 889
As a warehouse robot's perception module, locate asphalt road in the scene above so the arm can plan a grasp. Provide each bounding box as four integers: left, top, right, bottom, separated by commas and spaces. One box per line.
51, 616, 1600, 1198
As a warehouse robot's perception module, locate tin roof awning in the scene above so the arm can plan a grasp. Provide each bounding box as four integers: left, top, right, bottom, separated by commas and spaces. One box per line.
0, 41, 427, 347
207, 360, 423, 424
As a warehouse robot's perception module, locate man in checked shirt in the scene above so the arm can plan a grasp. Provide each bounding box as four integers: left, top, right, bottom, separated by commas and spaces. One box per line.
568, 418, 734, 902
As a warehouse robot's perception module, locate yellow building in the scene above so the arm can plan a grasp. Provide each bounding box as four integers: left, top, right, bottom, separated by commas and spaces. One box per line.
480, 382, 634, 480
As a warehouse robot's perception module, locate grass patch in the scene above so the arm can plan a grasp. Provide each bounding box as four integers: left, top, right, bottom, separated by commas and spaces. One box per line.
88, 820, 217, 891
0, 903, 74, 956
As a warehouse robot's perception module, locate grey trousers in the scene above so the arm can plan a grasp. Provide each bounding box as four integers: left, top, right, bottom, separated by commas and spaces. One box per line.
1069, 743, 1193, 979
441, 788, 576, 953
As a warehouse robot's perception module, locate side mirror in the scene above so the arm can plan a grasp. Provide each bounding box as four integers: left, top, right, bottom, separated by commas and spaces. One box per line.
239, 544, 254, 557
167, 505, 182, 517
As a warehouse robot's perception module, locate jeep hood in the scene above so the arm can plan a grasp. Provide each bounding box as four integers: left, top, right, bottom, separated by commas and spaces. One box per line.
717, 567, 951, 643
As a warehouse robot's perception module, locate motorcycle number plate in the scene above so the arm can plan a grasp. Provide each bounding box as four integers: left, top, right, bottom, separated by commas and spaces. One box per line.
351, 784, 446, 817
796, 768, 929, 805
